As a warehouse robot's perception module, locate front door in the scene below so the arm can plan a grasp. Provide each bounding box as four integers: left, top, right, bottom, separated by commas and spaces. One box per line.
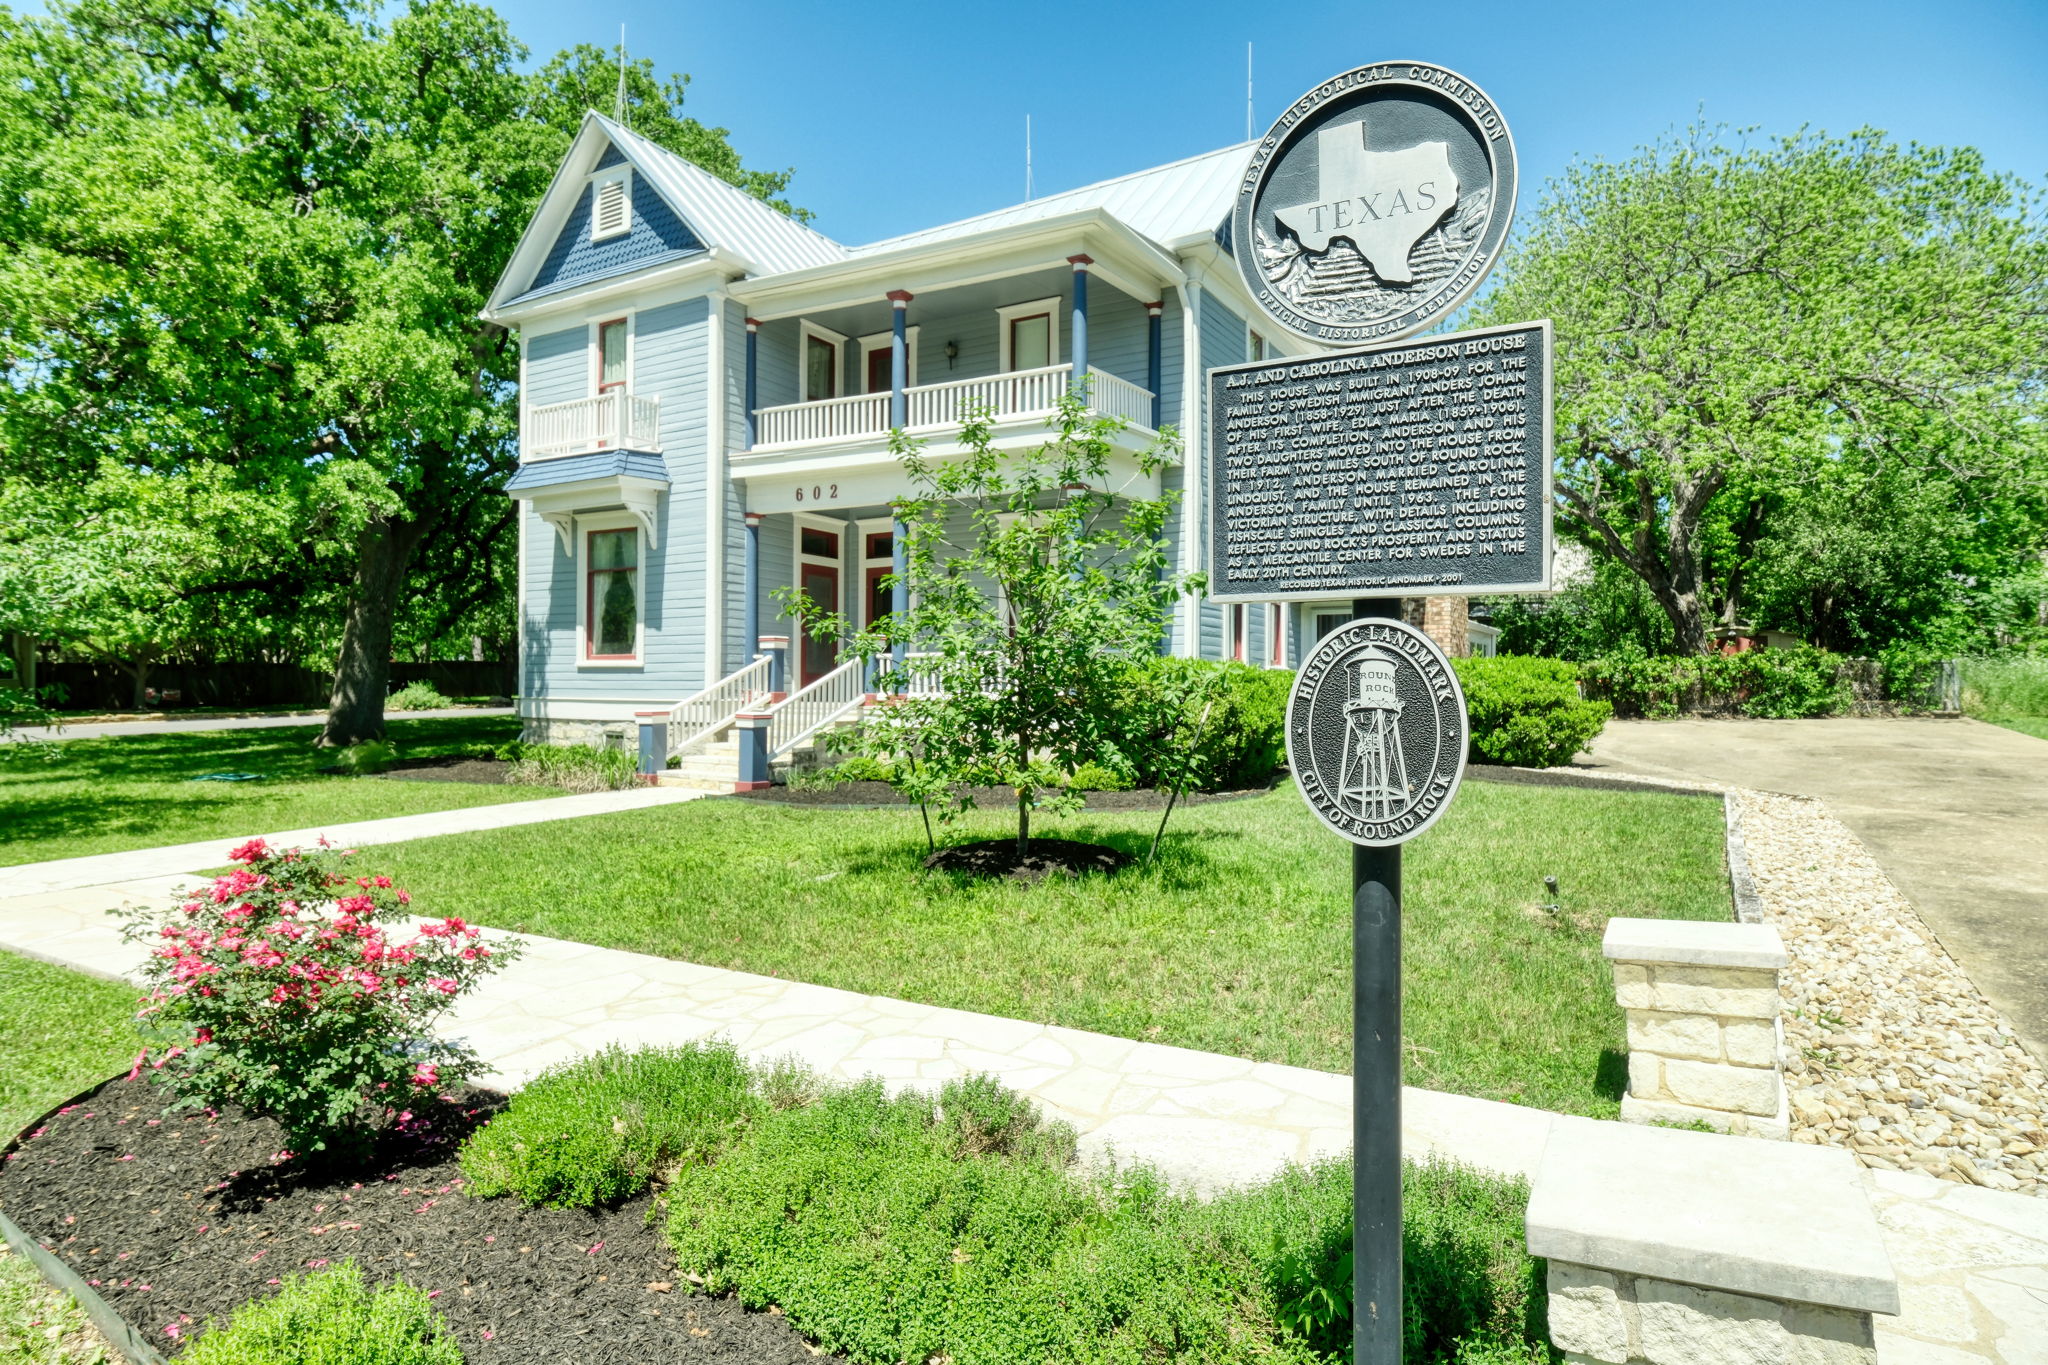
798, 562, 840, 686
866, 346, 893, 396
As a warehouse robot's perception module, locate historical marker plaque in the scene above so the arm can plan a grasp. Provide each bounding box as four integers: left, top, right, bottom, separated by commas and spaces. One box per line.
1286, 617, 1468, 847
1206, 320, 1552, 603
1232, 61, 1518, 345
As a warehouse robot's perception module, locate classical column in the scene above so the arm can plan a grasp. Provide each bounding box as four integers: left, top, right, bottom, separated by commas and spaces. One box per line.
1145, 300, 1163, 429
886, 290, 913, 429
743, 317, 760, 450
743, 511, 762, 665
1067, 254, 1091, 399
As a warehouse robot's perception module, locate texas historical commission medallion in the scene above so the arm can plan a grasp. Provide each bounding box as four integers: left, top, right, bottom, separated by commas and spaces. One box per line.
1233, 62, 1518, 345
1286, 617, 1469, 846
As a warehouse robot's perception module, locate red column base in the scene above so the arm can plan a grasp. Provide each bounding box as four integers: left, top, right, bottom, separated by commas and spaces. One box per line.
732, 780, 773, 792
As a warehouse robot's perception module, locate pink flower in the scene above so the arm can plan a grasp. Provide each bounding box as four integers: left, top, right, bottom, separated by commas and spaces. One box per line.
396, 890, 411, 905
373, 876, 392, 889
227, 838, 270, 864
125, 1052, 145, 1082
193, 1028, 212, 1045
411, 1063, 440, 1088
425, 976, 458, 996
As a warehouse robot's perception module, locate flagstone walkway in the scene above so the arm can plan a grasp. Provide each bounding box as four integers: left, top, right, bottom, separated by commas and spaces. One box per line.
3, 810, 2045, 1358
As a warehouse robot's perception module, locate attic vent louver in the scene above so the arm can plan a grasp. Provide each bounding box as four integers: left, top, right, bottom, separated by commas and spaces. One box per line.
592, 173, 631, 241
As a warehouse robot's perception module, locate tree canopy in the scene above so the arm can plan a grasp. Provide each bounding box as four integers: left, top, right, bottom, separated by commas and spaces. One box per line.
0, 0, 801, 733
1472, 127, 2048, 656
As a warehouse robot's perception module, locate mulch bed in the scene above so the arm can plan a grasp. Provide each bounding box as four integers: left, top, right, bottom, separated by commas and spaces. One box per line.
0, 1077, 834, 1363
922, 837, 1132, 883
380, 755, 516, 785
740, 779, 1273, 810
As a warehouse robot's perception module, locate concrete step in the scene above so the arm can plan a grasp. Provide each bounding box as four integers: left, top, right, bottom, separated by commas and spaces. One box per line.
655, 771, 738, 793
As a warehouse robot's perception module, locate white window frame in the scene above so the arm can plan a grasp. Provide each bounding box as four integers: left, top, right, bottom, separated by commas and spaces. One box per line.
1247, 324, 1267, 363
589, 167, 633, 242
798, 321, 849, 403
856, 326, 921, 394
590, 311, 636, 398
575, 514, 646, 668
996, 297, 1062, 372
855, 516, 899, 631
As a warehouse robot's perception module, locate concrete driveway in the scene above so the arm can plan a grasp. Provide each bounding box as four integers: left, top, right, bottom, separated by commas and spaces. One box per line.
1582, 717, 2048, 1065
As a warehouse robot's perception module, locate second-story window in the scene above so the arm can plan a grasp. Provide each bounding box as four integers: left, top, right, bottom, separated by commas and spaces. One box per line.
1249, 329, 1267, 362
598, 319, 628, 395
805, 333, 838, 402
1009, 312, 1051, 371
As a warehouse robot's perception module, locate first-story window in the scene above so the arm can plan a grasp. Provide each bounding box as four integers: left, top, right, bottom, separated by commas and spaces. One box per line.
1267, 603, 1285, 666
1228, 603, 1247, 662
586, 528, 638, 660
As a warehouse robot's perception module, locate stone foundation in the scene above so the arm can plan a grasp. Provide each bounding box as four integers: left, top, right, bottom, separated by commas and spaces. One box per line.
1605, 919, 1789, 1138
518, 716, 635, 749
1548, 1263, 1876, 1364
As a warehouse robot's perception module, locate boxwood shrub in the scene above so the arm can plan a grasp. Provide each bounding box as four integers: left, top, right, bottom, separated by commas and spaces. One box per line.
1107, 658, 1292, 792
179, 1262, 460, 1365
1453, 655, 1612, 768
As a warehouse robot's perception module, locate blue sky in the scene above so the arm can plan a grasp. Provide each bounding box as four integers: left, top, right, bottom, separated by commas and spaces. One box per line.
483, 0, 2048, 245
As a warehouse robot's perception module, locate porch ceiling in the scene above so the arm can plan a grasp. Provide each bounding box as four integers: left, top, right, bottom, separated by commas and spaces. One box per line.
789, 264, 1083, 341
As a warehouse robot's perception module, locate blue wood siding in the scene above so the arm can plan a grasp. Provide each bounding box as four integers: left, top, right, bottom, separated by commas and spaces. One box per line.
719, 298, 751, 675
1193, 290, 1253, 660
526, 171, 703, 297
525, 326, 586, 408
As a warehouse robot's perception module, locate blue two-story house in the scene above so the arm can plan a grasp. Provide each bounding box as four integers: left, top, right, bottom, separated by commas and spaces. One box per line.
488, 112, 1345, 779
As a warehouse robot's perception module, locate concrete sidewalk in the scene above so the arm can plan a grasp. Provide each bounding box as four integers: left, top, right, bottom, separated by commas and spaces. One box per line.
16, 707, 513, 741
1584, 717, 2048, 1067
0, 785, 707, 897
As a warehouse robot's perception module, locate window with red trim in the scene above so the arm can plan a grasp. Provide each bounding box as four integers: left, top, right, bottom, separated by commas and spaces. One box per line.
1229, 603, 1247, 662
586, 528, 638, 659
597, 319, 628, 395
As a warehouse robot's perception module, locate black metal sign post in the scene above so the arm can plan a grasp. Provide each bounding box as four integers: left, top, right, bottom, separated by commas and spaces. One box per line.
1350, 595, 1405, 1360
1225, 61, 1535, 1365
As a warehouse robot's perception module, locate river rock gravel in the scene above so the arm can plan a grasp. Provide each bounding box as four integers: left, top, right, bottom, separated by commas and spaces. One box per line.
1733, 788, 2048, 1196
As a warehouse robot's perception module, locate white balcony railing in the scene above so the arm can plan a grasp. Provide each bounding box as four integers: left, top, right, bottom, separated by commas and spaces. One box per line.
752, 365, 1153, 451
755, 391, 890, 448
524, 391, 662, 459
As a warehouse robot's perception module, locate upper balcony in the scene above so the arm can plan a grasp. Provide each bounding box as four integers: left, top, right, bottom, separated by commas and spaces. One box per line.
523, 390, 662, 461
752, 363, 1152, 452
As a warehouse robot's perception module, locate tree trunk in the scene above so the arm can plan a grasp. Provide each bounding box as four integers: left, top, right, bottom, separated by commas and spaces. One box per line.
7, 633, 34, 695
322, 514, 427, 747
120, 648, 157, 711
1016, 787, 1030, 855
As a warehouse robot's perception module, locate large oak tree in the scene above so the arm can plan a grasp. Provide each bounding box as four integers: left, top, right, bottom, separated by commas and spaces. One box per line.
1472, 128, 2048, 654
0, 1, 798, 739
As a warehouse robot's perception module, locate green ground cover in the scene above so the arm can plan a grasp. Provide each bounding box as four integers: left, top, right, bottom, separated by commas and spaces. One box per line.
1960, 657, 2048, 741
375, 779, 1731, 1117
0, 717, 550, 867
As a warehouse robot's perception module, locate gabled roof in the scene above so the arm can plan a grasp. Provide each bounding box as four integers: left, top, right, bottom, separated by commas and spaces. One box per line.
593, 114, 847, 276
851, 141, 1254, 256
486, 112, 846, 314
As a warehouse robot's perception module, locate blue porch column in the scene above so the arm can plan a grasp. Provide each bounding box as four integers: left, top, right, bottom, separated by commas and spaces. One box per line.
743, 511, 762, 664
1145, 301, 1163, 429
1067, 255, 1091, 400
743, 318, 759, 450
886, 290, 912, 429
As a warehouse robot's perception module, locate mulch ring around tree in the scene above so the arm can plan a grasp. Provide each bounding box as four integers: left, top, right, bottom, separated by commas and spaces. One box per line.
379, 755, 516, 785
922, 838, 1132, 883
0, 1077, 836, 1364
740, 779, 1275, 810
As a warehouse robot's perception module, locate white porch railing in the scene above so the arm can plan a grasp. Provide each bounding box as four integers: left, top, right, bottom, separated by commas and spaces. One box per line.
899, 651, 1002, 699
751, 364, 1154, 451
525, 391, 662, 459
767, 656, 867, 758
756, 391, 890, 448
667, 655, 774, 757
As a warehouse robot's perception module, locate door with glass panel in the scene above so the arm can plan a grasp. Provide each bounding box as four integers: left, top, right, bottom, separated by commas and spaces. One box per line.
596, 318, 627, 448
796, 523, 842, 687
1008, 312, 1051, 371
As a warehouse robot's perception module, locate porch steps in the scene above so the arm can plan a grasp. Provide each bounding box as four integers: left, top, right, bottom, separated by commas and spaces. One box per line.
657, 733, 743, 792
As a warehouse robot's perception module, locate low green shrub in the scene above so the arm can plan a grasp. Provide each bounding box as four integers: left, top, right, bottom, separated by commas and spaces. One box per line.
460, 1041, 759, 1208
1959, 655, 2048, 720
386, 680, 453, 712
503, 741, 640, 792
1065, 760, 1132, 792
1580, 645, 1854, 719
1452, 656, 1611, 768
331, 738, 399, 775
178, 1262, 461, 1364
820, 756, 897, 783
1108, 658, 1291, 792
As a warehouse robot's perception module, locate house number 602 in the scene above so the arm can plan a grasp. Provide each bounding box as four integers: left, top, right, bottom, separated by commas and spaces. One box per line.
793, 484, 838, 503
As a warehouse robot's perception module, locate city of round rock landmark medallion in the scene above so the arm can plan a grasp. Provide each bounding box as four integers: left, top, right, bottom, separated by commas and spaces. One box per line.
1286, 617, 1469, 847
1233, 61, 1518, 345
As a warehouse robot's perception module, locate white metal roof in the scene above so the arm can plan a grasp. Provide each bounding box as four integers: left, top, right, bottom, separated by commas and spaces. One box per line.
591, 113, 849, 277
852, 141, 1254, 256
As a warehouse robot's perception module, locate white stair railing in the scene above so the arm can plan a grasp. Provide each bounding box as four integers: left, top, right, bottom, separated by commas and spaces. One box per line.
667, 655, 774, 757
767, 656, 867, 758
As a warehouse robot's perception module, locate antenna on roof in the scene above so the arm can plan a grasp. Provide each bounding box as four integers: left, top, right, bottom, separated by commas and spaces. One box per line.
614, 25, 627, 125
1025, 114, 1033, 199
1246, 42, 1254, 141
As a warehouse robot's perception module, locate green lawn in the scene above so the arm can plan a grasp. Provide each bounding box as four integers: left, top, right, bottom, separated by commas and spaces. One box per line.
372, 779, 1731, 1118
1984, 715, 2048, 742
0, 953, 137, 1364
0, 716, 554, 868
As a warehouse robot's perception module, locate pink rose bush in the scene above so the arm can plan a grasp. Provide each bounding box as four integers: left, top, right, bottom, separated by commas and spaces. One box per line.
118, 839, 521, 1154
